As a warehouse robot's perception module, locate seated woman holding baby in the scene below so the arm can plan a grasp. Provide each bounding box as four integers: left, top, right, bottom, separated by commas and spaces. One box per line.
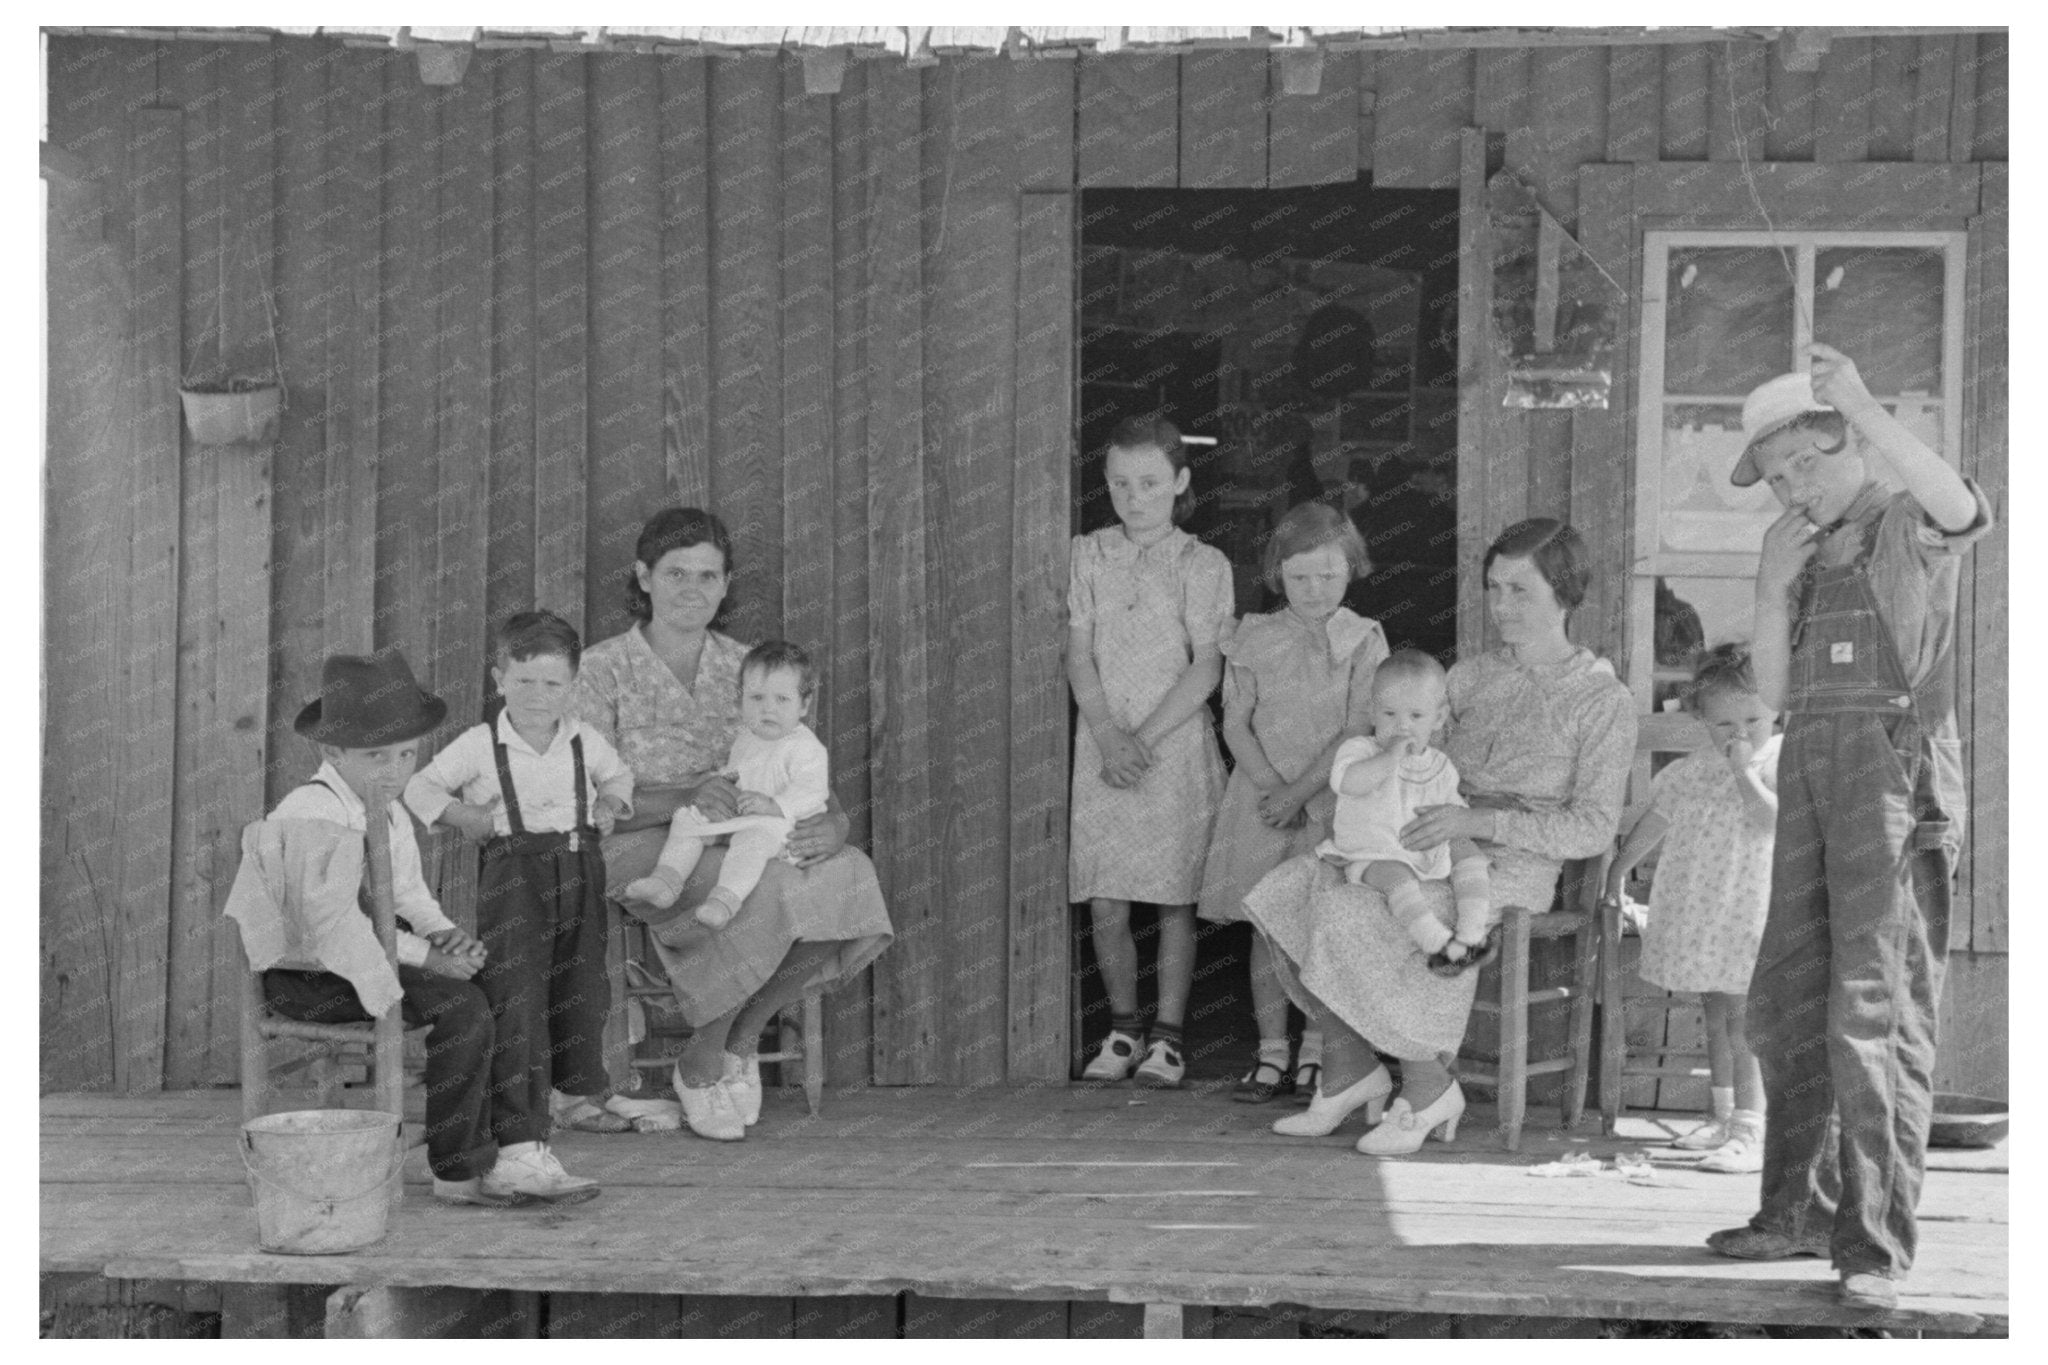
574, 507, 893, 1142
1243, 518, 1635, 1155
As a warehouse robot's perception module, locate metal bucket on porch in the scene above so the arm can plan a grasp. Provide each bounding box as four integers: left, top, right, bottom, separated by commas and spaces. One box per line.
241, 1109, 403, 1254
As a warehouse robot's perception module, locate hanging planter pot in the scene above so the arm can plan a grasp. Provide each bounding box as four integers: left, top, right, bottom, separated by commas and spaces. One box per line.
181, 224, 288, 447
179, 378, 283, 446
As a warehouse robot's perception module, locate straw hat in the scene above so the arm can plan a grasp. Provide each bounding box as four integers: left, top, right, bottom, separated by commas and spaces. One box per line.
1729, 372, 1835, 488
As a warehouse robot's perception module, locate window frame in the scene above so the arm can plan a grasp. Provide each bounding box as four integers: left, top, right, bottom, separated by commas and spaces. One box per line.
1628, 227, 1968, 712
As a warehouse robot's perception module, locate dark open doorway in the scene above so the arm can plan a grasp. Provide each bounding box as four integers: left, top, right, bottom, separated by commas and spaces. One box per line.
1070, 179, 1462, 1083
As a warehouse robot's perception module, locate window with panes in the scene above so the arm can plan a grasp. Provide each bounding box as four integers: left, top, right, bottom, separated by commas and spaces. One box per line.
1631, 231, 1967, 712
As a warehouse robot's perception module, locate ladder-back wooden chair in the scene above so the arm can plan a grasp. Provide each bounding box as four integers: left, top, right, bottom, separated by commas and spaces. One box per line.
1599, 714, 1715, 1132
1455, 853, 1606, 1151
236, 817, 424, 1127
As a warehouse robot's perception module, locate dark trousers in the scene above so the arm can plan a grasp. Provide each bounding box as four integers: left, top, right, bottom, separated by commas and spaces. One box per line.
1747, 711, 1953, 1276
262, 965, 497, 1183
476, 844, 611, 1147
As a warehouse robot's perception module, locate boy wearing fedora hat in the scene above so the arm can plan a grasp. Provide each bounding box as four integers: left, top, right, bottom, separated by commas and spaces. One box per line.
1705, 344, 1992, 1309
259, 648, 598, 1206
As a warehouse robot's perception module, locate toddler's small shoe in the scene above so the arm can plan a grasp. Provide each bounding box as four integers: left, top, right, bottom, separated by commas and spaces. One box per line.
1272, 1066, 1391, 1137
721, 1051, 764, 1126
1231, 1058, 1295, 1105
1673, 1117, 1731, 1151
1081, 1030, 1143, 1082
1696, 1130, 1763, 1174
482, 1142, 600, 1205
431, 1176, 530, 1208
1705, 1224, 1828, 1260
1425, 927, 1500, 978
1839, 1271, 1899, 1311
1133, 1038, 1185, 1089
1355, 1081, 1464, 1155
674, 1066, 746, 1141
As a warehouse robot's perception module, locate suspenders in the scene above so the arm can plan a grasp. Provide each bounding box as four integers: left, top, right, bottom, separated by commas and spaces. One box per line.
484, 727, 596, 861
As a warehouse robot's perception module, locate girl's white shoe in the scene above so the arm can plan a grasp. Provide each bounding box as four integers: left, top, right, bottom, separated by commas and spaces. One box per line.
1355, 1081, 1465, 1155
1271, 1066, 1393, 1137
721, 1051, 763, 1127
1674, 1117, 1731, 1151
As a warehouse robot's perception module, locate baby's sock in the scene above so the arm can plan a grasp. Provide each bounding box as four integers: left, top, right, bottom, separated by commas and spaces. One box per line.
1450, 857, 1491, 943
693, 886, 742, 930
1389, 880, 1450, 954
1727, 1108, 1764, 1141
1710, 1086, 1735, 1123
1297, 1031, 1324, 1068
1256, 1037, 1290, 1071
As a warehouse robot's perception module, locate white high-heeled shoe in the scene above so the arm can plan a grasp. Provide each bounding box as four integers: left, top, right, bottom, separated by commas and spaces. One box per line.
673, 1064, 745, 1141
1355, 1081, 1464, 1155
1271, 1066, 1392, 1137
721, 1051, 763, 1127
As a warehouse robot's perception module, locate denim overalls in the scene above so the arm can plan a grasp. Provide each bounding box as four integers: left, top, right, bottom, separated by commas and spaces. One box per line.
475, 730, 612, 1146
1745, 501, 1966, 1278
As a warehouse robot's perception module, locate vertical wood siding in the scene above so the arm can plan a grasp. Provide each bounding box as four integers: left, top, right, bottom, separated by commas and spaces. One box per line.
42, 33, 2007, 1095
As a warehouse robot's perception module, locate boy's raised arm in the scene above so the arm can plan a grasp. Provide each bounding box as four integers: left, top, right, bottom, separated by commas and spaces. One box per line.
1811, 343, 1978, 533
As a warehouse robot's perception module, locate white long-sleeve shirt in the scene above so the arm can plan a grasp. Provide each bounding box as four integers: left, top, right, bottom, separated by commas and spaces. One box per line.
274, 762, 458, 967
404, 713, 634, 836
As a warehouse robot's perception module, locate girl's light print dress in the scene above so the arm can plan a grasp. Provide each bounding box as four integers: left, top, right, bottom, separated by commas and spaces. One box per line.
1068, 527, 1233, 904
1638, 735, 1781, 994
1197, 607, 1386, 922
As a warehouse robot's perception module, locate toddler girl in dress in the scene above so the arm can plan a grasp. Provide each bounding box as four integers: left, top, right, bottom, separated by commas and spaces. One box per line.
1605, 643, 1780, 1173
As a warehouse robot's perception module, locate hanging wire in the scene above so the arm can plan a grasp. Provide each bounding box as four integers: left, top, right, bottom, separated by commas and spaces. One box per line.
1726, 40, 1815, 353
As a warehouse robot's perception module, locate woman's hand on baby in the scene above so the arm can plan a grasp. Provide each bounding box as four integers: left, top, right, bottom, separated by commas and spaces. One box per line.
690, 774, 742, 822
737, 792, 783, 818
1399, 804, 1479, 851
786, 807, 849, 869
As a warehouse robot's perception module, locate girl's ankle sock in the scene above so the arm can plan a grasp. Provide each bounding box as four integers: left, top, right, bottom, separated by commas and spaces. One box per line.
1257, 1037, 1290, 1070
1297, 1031, 1324, 1068
1710, 1086, 1735, 1122
1150, 1021, 1183, 1049
1728, 1108, 1764, 1139
1109, 1012, 1144, 1041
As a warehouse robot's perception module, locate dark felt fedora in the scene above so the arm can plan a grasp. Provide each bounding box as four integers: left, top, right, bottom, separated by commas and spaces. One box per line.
293, 649, 449, 747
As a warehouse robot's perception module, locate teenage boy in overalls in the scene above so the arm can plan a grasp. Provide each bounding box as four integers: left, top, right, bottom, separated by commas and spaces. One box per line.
1707, 345, 1992, 1311
406, 611, 636, 1179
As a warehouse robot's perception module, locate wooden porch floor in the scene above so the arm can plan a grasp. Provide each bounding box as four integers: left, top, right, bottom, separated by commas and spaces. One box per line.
41, 1086, 2007, 1337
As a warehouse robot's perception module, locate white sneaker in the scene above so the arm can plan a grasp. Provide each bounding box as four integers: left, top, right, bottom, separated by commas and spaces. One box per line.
1081, 1030, 1143, 1082
1675, 1118, 1731, 1151
674, 1066, 746, 1141
1133, 1038, 1185, 1089
482, 1142, 600, 1204
722, 1051, 763, 1127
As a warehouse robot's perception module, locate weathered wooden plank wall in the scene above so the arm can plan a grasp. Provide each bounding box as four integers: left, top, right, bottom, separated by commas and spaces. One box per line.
42, 32, 2008, 1097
